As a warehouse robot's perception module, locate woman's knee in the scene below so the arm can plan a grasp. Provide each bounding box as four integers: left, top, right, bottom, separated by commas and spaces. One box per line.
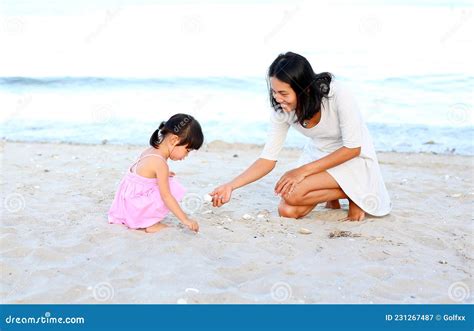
282, 192, 303, 206
283, 190, 323, 206
278, 202, 300, 218
278, 202, 296, 218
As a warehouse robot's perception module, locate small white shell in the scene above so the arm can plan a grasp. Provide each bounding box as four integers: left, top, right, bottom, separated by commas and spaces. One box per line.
242, 214, 254, 220
298, 228, 312, 235
203, 194, 213, 202
185, 288, 200, 293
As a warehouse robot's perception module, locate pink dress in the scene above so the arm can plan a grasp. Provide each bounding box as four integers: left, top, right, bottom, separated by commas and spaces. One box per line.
108, 154, 186, 229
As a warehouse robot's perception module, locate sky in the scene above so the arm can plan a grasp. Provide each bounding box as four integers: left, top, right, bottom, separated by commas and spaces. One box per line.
0, 0, 472, 78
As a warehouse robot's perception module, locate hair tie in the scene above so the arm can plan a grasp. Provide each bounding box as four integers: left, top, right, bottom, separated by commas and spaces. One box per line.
319, 82, 329, 94
157, 130, 164, 143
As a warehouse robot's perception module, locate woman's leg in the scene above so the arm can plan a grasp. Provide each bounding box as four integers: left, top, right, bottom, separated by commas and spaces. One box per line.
278, 188, 346, 218
278, 201, 316, 219
279, 171, 365, 220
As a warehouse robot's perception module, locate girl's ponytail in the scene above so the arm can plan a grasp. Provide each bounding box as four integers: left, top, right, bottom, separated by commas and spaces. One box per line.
149, 121, 168, 148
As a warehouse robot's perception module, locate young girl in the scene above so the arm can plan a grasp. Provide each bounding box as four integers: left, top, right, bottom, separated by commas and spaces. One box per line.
108, 113, 204, 233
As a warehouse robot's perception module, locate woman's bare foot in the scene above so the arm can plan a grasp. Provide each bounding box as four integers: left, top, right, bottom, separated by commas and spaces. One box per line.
325, 199, 341, 209
144, 223, 168, 233
340, 200, 365, 221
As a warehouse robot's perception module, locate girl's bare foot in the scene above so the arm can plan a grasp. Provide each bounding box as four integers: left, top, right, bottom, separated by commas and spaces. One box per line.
340, 200, 365, 221
144, 223, 168, 233
325, 199, 341, 209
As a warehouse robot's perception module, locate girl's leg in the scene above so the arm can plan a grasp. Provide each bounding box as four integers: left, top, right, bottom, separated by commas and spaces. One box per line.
144, 222, 168, 233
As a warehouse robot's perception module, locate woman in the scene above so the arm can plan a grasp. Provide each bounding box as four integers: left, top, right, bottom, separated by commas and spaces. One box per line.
211, 52, 391, 221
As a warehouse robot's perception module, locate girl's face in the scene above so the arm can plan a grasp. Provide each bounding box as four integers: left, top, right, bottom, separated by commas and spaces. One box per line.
270, 76, 297, 112
170, 145, 191, 161
168, 138, 191, 161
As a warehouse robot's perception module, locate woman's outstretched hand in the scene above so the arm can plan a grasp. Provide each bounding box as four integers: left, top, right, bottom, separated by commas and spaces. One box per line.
210, 184, 233, 207
275, 168, 306, 197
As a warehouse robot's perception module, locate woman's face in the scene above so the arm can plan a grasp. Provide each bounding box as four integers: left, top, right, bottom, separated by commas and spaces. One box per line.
270, 76, 297, 112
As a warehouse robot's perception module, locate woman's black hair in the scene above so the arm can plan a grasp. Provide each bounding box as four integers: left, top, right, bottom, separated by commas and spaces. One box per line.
149, 113, 204, 150
268, 52, 333, 126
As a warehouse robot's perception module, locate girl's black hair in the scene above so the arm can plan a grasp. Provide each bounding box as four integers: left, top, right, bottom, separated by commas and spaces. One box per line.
149, 113, 204, 150
268, 52, 333, 126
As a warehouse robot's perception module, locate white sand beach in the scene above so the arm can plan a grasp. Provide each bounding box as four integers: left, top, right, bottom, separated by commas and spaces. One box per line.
1, 140, 473, 303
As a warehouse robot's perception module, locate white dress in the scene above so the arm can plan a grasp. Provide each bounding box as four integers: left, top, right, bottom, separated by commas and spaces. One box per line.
260, 80, 392, 216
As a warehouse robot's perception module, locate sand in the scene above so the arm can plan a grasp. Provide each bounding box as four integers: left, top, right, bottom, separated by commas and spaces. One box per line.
1, 140, 473, 304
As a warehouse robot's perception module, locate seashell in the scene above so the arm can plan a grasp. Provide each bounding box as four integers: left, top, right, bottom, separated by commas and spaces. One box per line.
242, 214, 254, 220
298, 228, 312, 235
185, 288, 200, 293
203, 194, 213, 202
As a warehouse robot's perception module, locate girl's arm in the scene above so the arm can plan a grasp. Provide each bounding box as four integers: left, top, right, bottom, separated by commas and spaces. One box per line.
211, 158, 276, 207
155, 161, 198, 231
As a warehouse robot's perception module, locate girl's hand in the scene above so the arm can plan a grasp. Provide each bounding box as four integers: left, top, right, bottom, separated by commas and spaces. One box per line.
183, 218, 199, 232
169, 171, 176, 177
210, 184, 233, 207
275, 168, 306, 197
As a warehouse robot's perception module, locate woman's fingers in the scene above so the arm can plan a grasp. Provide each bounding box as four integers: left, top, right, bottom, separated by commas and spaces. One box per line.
275, 177, 288, 194
280, 181, 293, 197
274, 174, 287, 193
211, 191, 225, 207
285, 183, 296, 195
213, 195, 220, 207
